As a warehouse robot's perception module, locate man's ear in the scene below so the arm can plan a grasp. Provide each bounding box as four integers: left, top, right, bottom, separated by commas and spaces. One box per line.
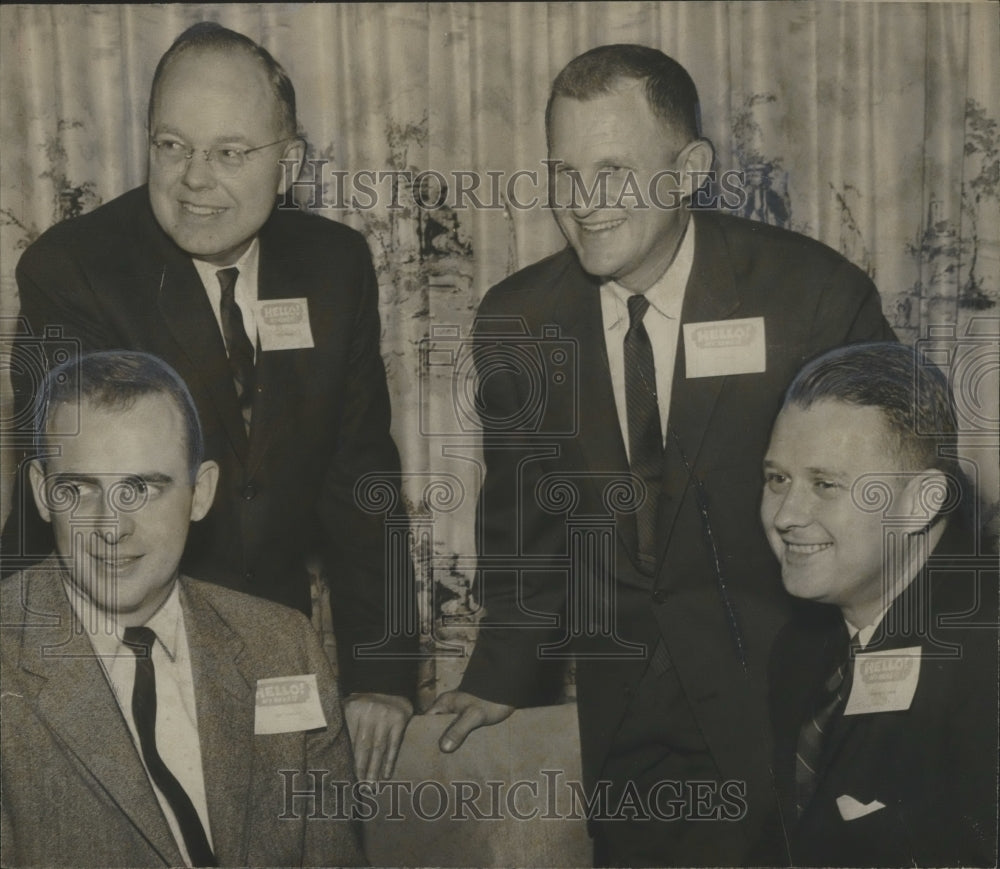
27, 460, 52, 523
900, 469, 950, 526
678, 138, 715, 201
276, 137, 306, 196
189, 460, 219, 523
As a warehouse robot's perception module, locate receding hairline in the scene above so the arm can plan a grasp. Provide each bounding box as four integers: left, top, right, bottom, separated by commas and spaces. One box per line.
149, 43, 291, 135
38, 388, 199, 479
779, 395, 930, 475
547, 76, 687, 136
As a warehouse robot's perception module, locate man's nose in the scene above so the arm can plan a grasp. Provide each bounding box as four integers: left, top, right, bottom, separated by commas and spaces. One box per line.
563, 170, 608, 219
94, 490, 138, 539
94, 511, 136, 545
180, 151, 218, 189
772, 485, 812, 531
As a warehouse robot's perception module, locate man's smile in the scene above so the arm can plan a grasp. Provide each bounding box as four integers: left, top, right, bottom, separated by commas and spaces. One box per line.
179, 202, 228, 217
576, 215, 627, 233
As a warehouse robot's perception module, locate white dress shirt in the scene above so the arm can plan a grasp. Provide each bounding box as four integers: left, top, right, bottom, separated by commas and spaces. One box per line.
600, 218, 695, 460
68, 581, 213, 867
192, 238, 260, 359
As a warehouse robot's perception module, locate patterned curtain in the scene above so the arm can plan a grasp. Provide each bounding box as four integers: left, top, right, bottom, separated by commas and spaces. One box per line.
2, 2, 997, 704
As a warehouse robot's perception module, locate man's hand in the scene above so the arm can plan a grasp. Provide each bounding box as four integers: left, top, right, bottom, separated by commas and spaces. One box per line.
343, 692, 413, 782
427, 690, 515, 752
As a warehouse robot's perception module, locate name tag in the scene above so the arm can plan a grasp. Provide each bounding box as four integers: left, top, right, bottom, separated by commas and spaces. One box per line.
844, 646, 921, 715
683, 317, 766, 378
254, 674, 327, 735
254, 298, 315, 351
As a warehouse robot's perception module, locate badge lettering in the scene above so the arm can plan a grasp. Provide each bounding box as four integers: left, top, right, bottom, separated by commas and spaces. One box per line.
254, 673, 327, 734
684, 316, 766, 378
844, 646, 922, 716
254, 298, 315, 351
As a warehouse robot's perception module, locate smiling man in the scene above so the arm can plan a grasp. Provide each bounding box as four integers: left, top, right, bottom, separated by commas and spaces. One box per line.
760, 342, 998, 867
7, 22, 415, 781
430, 44, 895, 866
1, 351, 365, 867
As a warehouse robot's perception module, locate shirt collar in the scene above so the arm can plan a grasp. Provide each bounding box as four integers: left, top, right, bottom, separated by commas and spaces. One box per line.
845, 609, 886, 651
191, 236, 260, 292
65, 577, 184, 662
600, 216, 695, 329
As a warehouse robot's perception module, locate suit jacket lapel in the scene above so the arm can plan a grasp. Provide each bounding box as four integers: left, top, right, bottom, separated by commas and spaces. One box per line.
783, 613, 846, 823
552, 266, 638, 560
246, 229, 298, 476
656, 212, 741, 567
20, 566, 183, 866
154, 243, 250, 462
816, 579, 926, 796
180, 578, 255, 866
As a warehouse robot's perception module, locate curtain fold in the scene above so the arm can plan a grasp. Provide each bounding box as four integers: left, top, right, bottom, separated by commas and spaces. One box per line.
2, 2, 997, 700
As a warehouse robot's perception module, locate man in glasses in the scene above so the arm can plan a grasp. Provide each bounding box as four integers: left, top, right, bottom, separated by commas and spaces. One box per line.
8, 22, 415, 781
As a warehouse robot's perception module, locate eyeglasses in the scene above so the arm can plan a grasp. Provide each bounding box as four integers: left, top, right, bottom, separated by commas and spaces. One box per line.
149, 135, 297, 176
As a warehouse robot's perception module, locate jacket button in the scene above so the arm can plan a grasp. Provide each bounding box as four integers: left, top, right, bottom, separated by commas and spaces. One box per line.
652, 590, 667, 604
245, 569, 255, 583
242, 483, 257, 500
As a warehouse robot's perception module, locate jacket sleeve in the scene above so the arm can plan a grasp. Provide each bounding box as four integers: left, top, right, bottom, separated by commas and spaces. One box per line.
12, 234, 116, 434
457, 300, 568, 707
318, 235, 418, 700
300, 612, 368, 866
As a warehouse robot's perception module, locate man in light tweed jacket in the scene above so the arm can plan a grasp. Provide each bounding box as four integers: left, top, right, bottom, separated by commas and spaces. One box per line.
1, 350, 364, 868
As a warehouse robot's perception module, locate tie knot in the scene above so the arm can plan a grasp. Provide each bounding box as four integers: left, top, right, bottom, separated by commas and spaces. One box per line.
216, 267, 239, 300
627, 293, 650, 328
123, 625, 158, 655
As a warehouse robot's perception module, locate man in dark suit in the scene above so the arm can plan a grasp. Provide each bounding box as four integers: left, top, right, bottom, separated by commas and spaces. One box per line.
429, 45, 895, 865
6, 22, 414, 780
1, 351, 365, 867
761, 342, 998, 867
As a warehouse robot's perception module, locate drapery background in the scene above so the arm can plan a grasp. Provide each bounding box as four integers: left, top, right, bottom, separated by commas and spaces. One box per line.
2, 2, 997, 704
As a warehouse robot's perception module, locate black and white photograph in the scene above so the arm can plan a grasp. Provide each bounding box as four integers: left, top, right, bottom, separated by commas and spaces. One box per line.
1, 3, 997, 867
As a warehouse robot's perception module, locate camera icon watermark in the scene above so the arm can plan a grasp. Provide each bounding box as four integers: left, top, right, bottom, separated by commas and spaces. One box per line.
915, 318, 999, 439
418, 320, 579, 438
1, 318, 82, 443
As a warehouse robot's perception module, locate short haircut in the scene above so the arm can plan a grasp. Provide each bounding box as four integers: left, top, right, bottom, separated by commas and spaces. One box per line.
783, 342, 958, 476
545, 44, 701, 144
148, 21, 298, 137
34, 351, 204, 481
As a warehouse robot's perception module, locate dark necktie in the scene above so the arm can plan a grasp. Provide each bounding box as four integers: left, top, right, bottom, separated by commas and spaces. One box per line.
123, 626, 217, 868
795, 631, 862, 815
624, 293, 663, 574
216, 267, 254, 433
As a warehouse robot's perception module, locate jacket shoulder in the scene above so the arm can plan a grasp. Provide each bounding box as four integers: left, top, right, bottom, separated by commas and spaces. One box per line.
20, 187, 150, 259
179, 576, 314, 637
478, 247, 585, 318
697, 210, 874, 283
264, 205, 370, 252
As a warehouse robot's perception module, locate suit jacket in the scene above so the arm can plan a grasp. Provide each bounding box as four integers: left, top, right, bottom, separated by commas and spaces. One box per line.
766, 527, 1000, 867
9, 186, 415, 696
0, 558, 366, 867
458, 210, 895, 862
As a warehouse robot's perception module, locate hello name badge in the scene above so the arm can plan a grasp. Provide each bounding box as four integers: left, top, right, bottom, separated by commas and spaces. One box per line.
844, 646, 922, 716
683, 316, 766, 378
254, 298, 315, 351
254, 674, 327, 735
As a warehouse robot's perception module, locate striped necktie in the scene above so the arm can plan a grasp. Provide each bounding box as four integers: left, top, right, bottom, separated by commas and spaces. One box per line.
795, 631, 862, 815
624, 293, 663, 574
216, 266, 254, 433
